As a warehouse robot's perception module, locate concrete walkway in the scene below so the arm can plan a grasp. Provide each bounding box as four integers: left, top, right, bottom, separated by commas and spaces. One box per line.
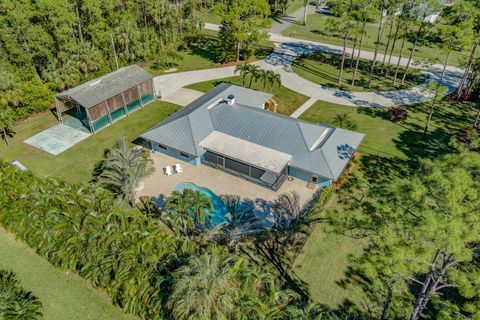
291, 97, 317, 118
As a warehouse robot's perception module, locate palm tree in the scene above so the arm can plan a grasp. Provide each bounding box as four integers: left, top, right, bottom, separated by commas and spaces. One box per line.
257, 69, 269, 91
208, 195, 265, 253
235, 63, 250, 86
248, 65, 262, 88
332, 112, 358, 130
97, 137, 155, 207
0, 270, 43, 320
267, 71, 282, 93
164, 189, 213, 238
167, 248, 241, 319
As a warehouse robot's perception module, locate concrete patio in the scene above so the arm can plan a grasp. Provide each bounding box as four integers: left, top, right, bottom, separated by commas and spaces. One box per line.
137, 150, 318, 211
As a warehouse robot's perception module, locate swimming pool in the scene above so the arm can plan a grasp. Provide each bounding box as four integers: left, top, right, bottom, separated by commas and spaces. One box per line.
174, 182, 229, 225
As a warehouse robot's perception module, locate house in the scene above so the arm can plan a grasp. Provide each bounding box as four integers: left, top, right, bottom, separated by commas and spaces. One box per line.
54, 65, 155, 133
141, 83, 364, 190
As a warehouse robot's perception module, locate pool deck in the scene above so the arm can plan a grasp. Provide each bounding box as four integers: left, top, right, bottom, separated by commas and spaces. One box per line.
138, 150, 318, 212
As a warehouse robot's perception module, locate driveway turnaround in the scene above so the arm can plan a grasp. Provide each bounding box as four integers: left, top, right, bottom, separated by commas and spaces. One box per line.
155, 24, 463, 114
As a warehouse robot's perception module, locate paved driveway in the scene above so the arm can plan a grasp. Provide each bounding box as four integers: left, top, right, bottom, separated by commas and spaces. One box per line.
154, 24, 463, 114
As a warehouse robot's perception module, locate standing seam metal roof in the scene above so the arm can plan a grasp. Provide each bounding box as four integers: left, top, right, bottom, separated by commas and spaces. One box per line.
55, 65, 153, 109
141, 83, 364, 180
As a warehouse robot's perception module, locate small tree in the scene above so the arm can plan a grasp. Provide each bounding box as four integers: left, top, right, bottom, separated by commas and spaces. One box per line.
97, 137, 155, 207
234, 64, 250, 86
267, 71, 282, 93
164, 189, 213, 239
332, 113, 358, 130
326, 2, 355, 84
214, 0, 270, 63
423, 82, 448, 134
0, 107, 15, 147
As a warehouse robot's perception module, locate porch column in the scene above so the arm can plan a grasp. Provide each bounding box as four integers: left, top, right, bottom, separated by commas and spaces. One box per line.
86, 109, 96, 134
121, 92, 129, 115
54, 97, 63, 123
137, 84, 144, 108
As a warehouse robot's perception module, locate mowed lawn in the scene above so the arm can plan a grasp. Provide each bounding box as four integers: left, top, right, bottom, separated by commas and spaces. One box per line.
144, 32, 274, 77
0, 227, 136, 320
294, 99, 479, 307
185, 75, 310, 115
292, 57, 423, 92
283, 13, 465, 66
0, 101, 180, 184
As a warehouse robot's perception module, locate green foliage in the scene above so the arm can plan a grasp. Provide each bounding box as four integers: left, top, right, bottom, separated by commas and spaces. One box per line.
339, 152, 480, 319
0, 269, 43, 320
332, 113, 358, 130
168, 247, 287, 319
0, 0, 201, 120
96, 138, 155, 207
0, 163, 181, 319
164, 189, 214, 239
214, 0, 270, 62
0, 162, 341, 319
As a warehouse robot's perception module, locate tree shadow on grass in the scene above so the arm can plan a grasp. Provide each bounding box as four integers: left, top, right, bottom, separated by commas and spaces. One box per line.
189, 36, 221, 63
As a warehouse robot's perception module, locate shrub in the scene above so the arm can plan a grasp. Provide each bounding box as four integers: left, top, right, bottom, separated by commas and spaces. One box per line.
387, 107, 408, 123
0, 269, 43, 320
459, 127, 480, 151
332, 113, 358, 130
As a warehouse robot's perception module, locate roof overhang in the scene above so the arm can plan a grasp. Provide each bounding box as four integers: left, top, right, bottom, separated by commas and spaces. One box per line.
199, 131, 291, 174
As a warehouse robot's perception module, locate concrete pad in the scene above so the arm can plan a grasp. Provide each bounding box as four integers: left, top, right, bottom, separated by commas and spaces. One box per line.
138, 151, 318, 213
24, 124, 91, 156
160, 88, 205, 106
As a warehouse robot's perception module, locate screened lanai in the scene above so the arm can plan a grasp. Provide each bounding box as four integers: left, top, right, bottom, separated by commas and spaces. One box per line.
54, 65, 155, 133
199, 132, 291, 190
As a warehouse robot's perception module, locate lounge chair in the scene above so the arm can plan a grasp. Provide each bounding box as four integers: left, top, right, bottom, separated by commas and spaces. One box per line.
164, 166, 173, 176
174, 163, 183, 174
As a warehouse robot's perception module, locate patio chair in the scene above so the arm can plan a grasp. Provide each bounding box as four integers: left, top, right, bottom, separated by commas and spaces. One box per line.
174, 163, 183, 174
164, 166, 173, 176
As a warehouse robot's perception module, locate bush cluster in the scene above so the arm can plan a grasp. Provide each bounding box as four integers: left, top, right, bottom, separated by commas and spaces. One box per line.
0, 163, 184, 319
0, 269, 43, 320
387, 107, 408, 122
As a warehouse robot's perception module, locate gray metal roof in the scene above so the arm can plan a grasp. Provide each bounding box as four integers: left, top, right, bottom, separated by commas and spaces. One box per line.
141, 83, 364, 181
55, 65, 153, 109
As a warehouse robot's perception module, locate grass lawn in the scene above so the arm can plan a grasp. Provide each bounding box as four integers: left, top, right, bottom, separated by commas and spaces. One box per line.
144, 33, 274, 77
185, 75, 310, 115
294, 98, 479, 307
0, 101, 180, 184
283, 13, 465, 67
196, 9, 222, 25
293, 56, 423, 92
0, 227, 136, 320
293, 224, 365, 307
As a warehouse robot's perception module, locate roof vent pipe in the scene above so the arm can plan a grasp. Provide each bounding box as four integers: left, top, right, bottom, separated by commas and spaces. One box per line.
227, 95, 235, 106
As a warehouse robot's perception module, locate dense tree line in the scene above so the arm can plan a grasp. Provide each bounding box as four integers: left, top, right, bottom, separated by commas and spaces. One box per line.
0, 162, 349, 319
0, 0, 202, 121
328, 149, 480, 319
0, 269, 43, 320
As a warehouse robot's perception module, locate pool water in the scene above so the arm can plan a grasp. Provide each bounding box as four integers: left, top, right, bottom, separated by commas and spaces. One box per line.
174, 182, 229, 225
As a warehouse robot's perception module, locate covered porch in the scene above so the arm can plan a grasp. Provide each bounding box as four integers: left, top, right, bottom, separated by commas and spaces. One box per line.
199, 132, 291, 191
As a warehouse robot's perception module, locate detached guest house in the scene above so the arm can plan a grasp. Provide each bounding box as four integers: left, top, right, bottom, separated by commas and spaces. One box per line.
141, 83, 364, 190
54, 65, 155, 133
